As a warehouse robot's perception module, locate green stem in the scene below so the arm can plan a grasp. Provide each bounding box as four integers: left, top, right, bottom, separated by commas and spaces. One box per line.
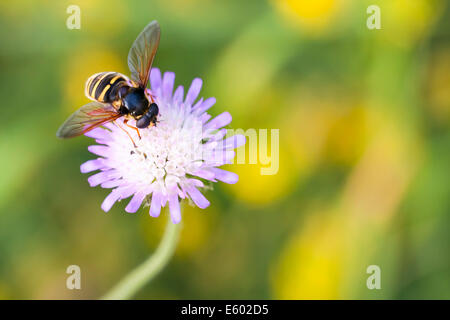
101, 215, 182, 300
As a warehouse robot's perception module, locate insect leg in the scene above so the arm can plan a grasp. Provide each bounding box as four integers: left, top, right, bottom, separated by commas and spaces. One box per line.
124, 119, 142, 139
114, 120, 137, 148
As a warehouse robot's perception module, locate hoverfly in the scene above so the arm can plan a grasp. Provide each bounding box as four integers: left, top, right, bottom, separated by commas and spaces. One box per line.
56, 20, 161, 142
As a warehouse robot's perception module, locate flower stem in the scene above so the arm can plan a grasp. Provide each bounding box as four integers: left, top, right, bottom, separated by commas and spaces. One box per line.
101, 215, 182, 300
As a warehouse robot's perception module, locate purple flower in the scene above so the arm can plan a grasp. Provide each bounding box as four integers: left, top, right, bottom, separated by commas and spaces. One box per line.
80, 68, 246, 223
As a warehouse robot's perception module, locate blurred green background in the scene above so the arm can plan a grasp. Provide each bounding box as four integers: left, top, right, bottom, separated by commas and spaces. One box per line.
0, 0, 449, 299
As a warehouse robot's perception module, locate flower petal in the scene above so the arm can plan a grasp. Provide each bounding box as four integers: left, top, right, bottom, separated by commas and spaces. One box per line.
85, 127, 111, 141
162, 72, 175, 101
204, 112, 232, 130
200, 113, 211, 124
101, 190, 121, 212
150, 68, 162, 92
185, 78, 202, 106
221, 134, 246, 149
186, 178, 204, 188
204, 128, 227, 141
193, 97, 216, 115
187, 187, 210, 209
191, 169, 215, 181
192, 98, 203, 110
101, 179, 122, 188
150, 192, 162, 217
80, 159, 104, 173
88, 170, 117, 187
169, 193, 181, 224
173, 85, 184, 104
88, 145, 110, 157
211, 168, 239, 184
125, 192, 147, 213
205, 150, 235, 166
100, 186, 135, 212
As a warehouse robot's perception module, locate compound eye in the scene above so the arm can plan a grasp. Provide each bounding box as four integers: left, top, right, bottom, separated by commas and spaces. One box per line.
136, 115, 151, 129
149, 103, 159, 116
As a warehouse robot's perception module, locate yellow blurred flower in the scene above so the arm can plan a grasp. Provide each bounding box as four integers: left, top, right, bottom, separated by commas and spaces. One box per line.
272, 0, 347, 35
379, 0, 443, 47
62, 45, 125, 111
283, 101, 331, 170
283, 85, 369, 168
272, 104, 422, 299
340, 107, 422, 224
324, 105, 369, 166
223, 144, 300, 206
272, 213, 344, 299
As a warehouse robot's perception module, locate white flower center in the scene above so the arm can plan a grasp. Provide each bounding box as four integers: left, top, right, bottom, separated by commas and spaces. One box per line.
107, 101, 204, 192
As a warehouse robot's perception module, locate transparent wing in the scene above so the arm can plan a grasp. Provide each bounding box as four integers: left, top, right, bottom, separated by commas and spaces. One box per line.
127, 20, 160, 88
56, 102, 122, 139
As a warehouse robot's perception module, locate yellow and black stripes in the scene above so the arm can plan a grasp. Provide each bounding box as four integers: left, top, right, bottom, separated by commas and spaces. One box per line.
85, 72, 128, 103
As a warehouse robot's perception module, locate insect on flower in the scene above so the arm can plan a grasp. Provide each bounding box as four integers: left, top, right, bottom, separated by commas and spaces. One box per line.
57, 20, 246, 223
57, 20, 161, 145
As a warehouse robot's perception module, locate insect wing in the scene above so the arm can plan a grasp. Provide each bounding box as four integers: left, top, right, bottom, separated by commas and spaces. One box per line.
56, 102, 122, 139
127, 20, 160, 88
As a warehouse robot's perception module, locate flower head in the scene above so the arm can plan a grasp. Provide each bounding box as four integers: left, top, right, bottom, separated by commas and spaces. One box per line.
81, 68, 245, 223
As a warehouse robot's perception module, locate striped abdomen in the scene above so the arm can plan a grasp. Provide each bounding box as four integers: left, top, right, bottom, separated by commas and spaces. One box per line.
85, 72, 129, 103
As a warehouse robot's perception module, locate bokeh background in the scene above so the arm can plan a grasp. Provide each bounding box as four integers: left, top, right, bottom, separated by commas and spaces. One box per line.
0, 0, 449, 299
